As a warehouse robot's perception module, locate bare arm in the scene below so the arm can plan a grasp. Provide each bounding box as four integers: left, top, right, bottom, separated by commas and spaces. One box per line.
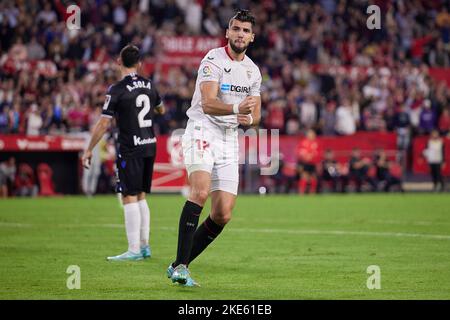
200, 81, 254, 115
82, 116, 111, 169
251, 96, 261, 126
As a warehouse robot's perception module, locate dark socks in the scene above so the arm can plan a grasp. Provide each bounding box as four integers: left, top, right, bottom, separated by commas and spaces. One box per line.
174, 200, 203, 266
188, 215, 224, 265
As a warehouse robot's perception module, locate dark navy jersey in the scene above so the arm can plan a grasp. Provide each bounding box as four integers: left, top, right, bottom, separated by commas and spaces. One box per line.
101, 72, 162, 158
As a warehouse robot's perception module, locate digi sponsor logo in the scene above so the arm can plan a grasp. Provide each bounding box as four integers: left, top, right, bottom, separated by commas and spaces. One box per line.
221, 84, 231, 92
220, 84, 250, 94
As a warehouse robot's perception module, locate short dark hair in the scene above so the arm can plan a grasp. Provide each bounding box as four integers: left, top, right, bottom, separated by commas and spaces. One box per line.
120, 44, 140, 68
228, 9, 256, 28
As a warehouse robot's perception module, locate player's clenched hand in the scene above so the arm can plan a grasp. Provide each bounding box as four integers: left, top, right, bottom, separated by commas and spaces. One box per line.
155, 104, 165, 115
238, 96, 256, 114
237, 114, 253, 126
82, 150, 92, 169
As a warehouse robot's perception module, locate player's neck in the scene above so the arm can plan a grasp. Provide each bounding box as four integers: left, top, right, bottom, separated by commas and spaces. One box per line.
225, 44, 245, 62
121, 68, 138, 78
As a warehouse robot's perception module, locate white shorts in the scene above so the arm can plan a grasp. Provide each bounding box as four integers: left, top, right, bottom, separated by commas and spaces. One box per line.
182, 120, 239, 195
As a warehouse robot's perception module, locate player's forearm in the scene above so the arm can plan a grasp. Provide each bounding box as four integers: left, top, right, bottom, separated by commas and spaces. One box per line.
87, 119, 109, 152
251, 101, 261, 126
201, 98, 234, 116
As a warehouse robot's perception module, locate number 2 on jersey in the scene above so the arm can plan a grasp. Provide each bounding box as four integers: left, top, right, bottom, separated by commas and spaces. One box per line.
136, 94, 152, 128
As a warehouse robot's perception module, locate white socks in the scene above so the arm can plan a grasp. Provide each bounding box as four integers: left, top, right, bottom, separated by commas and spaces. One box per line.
138, 199, 150, 247
123, 200, 151, 254
123, 203, 141, 254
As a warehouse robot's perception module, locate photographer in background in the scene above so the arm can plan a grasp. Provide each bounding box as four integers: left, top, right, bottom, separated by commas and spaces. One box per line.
0, 157, 16, 198
423, 130, 446, 192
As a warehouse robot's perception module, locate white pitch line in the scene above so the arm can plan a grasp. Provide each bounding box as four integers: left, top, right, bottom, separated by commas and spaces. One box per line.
156, 226, 450, 241
228, 228, 450, 240
2, 222, 450, 241
0, 222, 32, 228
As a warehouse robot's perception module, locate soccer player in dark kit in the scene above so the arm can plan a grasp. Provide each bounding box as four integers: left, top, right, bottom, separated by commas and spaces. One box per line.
82, 44, 164, 261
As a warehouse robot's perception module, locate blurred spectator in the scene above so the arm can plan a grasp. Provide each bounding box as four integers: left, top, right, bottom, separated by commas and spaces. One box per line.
297, 129, 321, 194
319, 100, 337, 136
346, 148, 377, 193
419, 99, 436, 135
299, 95, 317, 130
394, 104, 411, 150
423, 130, 446, 192
36, 163, 56, 196
14, 163, 38, 197
265, 99, 285, 132
373, 149, 404, 192
335, 99, 357, 135
0, 157, 16, 198
183, 0, 202, 34
8, 103, 21, 134
203, 7, 221, 36
26, 103, 43, 136
438, 108, 450, 136
0, 106, 9, 133
319, 149, 341, 193
27, 37, 46, 60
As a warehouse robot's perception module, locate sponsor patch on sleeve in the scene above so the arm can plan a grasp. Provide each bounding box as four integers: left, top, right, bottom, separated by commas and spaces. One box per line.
202, 65, 212, 77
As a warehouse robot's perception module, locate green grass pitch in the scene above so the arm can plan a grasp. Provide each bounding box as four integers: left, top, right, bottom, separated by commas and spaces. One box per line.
1, 193, 449, 300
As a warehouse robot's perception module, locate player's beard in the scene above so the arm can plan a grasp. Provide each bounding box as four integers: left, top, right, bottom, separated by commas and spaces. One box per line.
229, 40, 249, 54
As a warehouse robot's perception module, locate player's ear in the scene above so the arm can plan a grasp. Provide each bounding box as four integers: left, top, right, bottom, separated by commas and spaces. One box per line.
250, 33, 255, 42
117, 57, 122, 66
225, 29, 229, 39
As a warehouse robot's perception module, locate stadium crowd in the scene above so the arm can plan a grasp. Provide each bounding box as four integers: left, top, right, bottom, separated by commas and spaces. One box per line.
0, 0, 449, 195
1, 0, 449, 138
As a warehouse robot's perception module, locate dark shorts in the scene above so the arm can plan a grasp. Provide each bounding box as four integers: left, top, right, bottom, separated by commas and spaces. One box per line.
299, 163, 316, 174
116, 156, 155, 196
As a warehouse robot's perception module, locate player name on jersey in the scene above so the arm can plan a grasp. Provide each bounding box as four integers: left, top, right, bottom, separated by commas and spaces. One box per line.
126, 80, 152, 92
102, 73, 161, 158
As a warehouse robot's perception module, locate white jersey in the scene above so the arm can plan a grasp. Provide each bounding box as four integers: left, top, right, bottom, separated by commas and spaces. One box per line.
186, 46, 262, 129
425, 139, 444, 164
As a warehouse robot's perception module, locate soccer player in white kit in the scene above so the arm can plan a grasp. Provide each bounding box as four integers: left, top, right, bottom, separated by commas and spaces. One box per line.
167, 10, 262, 286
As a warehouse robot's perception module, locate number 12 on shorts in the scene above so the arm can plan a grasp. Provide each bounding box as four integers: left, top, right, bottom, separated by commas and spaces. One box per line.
195, 139, 210, 150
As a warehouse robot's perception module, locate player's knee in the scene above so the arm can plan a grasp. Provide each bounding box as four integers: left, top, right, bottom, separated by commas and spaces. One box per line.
189, 189, 209, 205
212, 206, 233, 226
212, 212, 232, 226
137, 192, 146, 201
